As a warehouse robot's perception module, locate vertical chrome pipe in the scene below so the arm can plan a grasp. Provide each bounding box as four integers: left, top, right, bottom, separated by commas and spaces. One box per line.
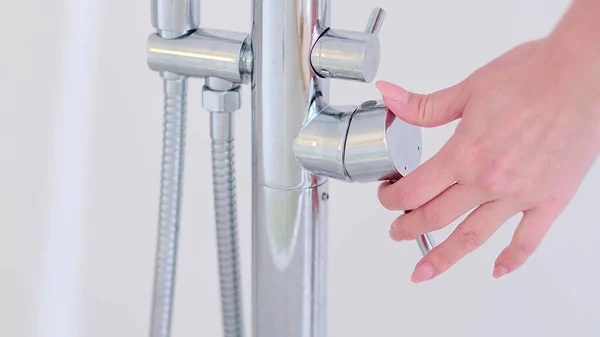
150, 1, 199, 337
251, 1, 329, 337
152, 0, 200, 38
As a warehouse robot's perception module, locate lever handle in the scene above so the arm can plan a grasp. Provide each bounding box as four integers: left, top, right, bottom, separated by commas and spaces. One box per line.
365, 7, 385, 35
310, 8, 386, 83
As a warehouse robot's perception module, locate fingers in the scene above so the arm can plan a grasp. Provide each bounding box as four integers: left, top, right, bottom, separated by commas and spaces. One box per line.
378, 141, 458, 210
411, 200, 517, 283
493, 206, 560, 278
376, 41, 541, 129
389, 183, 489, 241
375, 80, 470, 128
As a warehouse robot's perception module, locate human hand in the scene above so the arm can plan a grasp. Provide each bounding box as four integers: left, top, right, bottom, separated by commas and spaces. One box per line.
376, 13, 600, 282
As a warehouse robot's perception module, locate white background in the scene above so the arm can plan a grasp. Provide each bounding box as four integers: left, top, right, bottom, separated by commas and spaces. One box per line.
1, 0, 599, 336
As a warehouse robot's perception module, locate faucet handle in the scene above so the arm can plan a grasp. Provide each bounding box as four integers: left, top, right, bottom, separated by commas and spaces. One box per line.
310, 8, 386, 83
365, 7, 386, 35
293, 100, 422, 183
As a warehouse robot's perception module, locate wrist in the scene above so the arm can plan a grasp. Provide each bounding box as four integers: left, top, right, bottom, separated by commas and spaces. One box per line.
543, 0, 600, 74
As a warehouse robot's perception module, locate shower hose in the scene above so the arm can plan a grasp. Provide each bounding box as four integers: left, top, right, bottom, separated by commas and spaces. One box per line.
207, 80, 245, 337
150, 75, 244, 337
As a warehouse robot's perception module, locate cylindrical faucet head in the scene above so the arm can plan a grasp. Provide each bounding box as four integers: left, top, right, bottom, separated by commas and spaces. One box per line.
293, 100, 422, 182
292, 105, 356, 181
311, 29, 380, 83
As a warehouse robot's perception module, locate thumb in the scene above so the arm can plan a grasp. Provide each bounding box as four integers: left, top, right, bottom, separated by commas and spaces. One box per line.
376, 80, 470, 127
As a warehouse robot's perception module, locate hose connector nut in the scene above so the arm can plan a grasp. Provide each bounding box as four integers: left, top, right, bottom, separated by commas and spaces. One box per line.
202, 85, 241, 113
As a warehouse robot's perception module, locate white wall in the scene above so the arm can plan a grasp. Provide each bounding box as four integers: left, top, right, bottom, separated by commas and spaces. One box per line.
1, 0, 598, 336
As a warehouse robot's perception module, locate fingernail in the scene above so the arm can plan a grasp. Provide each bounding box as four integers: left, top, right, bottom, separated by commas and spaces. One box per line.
411, 262, 436, 283
493, 264, 508, 278
376, 81, 410, 105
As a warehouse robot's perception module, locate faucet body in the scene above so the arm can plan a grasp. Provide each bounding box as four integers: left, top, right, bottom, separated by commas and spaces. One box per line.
146, 1, 432, 337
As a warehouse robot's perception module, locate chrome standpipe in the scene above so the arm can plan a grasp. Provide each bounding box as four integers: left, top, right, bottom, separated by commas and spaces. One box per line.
251, 1, 328, 336
252, 4, 434, 337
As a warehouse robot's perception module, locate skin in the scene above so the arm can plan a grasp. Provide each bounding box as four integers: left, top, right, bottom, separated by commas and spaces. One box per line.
376, 0, 600, 283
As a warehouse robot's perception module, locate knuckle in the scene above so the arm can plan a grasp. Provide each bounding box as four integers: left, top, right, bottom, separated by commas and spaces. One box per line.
455, 228, 483, 248
395, 185, 415, 210
513, 187, 537, 205
448, 141, 480, 179
416, 94, 435, 123
475, 166, 510, 196
421, 208, 444, 229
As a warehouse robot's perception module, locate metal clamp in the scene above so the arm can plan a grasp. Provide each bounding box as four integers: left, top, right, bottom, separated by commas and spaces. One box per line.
147, 28, 252, 83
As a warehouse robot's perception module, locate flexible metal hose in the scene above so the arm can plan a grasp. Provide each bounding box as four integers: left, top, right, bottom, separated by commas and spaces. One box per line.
150, 72, 188, 337
209, 108, 245, 337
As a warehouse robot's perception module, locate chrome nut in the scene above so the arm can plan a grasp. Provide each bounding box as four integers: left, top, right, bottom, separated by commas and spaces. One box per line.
202, 86, 241, 112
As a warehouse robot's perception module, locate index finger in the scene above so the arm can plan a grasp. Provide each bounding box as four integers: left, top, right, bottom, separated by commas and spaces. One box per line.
378, 142, 458, 210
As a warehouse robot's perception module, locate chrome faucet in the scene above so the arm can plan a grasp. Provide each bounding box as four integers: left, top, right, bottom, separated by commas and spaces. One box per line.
146, 1, 434, 337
